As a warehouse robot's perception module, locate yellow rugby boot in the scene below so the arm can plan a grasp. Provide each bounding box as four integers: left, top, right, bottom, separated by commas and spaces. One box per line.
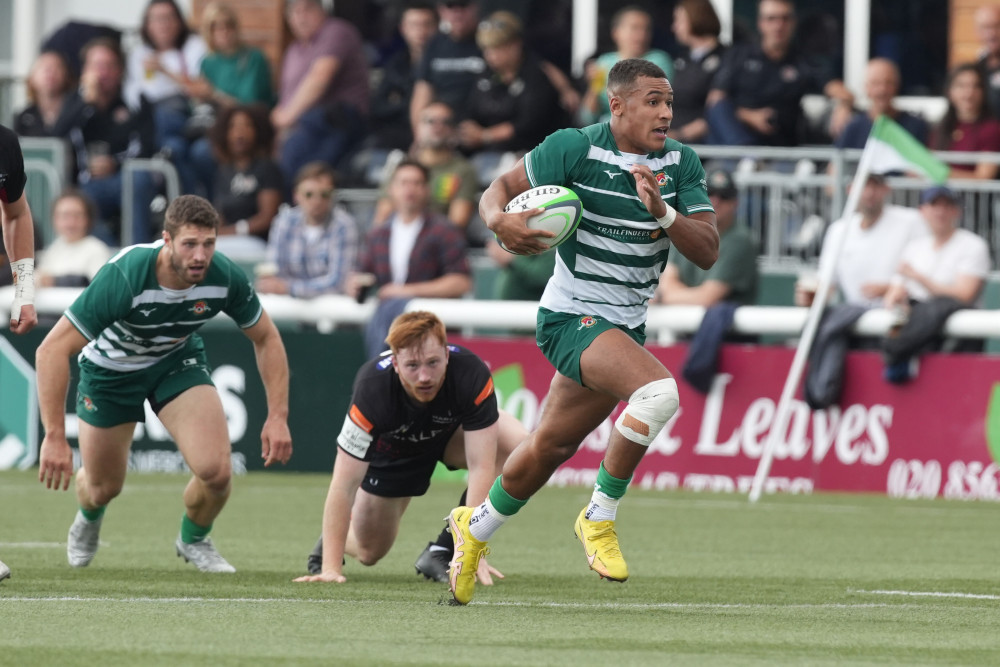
447, 506, 490, 605
574, 507, 629, 582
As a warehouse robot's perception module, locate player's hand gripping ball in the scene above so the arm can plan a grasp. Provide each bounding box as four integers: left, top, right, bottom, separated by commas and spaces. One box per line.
500, 185, 582, 254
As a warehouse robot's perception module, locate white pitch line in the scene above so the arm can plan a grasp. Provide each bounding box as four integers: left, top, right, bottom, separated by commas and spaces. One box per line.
855, 589, 1000, 601
0, 542, 67, 548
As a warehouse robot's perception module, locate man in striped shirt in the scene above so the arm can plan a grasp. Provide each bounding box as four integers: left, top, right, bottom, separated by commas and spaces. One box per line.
446, 58, 720, 604
36, 195, 292, 573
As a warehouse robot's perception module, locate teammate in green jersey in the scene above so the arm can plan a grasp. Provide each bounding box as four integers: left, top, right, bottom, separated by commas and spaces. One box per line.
36, 195, 292, 573
446, 58, 720, 604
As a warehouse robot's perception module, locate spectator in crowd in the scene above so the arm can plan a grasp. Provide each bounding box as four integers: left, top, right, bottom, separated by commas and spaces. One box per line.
373, 101, 478, 231
882, 185, 990, 383
836, 59, 929, 149
655, 169, 758, 307
485, 238, 555, 301
975, 5, 1000, 118
125, 0, 209, 196
653, 169, 757, 393
457, 11, 566, 155
273, 0, 370, 187
409, 0, 485, 136
368, 1, 439, 150
191, 2, 276, 108
668, 0, 725, 145
68, 38, 156, 246
932, 64, 1000, 180
351, 159, 471, 358
798, 172, 928, 408
36, 189, 111, 288
579, 6, 673, 125
14, 50, 82, 139
257, 161, 357, 298
211, 104, 283, 244
706, 0, 853, 147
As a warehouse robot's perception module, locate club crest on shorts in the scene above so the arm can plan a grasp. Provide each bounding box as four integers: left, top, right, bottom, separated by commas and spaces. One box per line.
190, 300, 211, 315
81, 395, 98, 412
577, 316, 597, 330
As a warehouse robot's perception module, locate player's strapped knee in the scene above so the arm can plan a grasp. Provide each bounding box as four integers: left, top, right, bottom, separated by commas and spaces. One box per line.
614, 378, 679, 446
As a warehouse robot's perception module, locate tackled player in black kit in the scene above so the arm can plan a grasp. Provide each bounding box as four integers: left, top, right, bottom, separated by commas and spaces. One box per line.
295, 311, 525, 586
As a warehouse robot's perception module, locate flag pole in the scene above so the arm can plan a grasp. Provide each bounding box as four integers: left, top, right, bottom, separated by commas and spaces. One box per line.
747, 133, 879, 503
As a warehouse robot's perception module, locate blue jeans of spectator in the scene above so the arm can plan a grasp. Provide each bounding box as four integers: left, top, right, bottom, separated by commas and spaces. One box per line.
81, 171, 156, 246
155, 103, 215, 198
279, 105, 364, 192
706, 98, 759, 146
364, 297, 410, 360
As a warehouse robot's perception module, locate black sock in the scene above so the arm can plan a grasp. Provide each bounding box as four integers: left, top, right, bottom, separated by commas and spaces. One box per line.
432, 489, 468, 551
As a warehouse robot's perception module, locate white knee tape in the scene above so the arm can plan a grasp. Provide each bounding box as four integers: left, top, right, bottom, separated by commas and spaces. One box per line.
614, 378, 679, 447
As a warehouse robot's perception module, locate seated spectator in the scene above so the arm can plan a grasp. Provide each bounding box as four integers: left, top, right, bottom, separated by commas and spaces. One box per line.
798, 173, 927, 309
350, 159, 471, 358
409, 0, 485, 137
974, 6, 1000, 118
706, 0, 853, 147
124, 0, 210, 195
211, 104, 283, 244
457, 11, 566, 155
798, 172, 928, 408
655, 169, 758, 307
932, 64, 1000, 180
68, 38, 156, 245
36, 189, 112, 287
191, 2, 276, 108
256, 161, 358, 298
579, 6, 673, 125
485, 239, 555, 301
14, 50, 82, 138
668, 0, 725, 145
368, 1, 438, 150
373, 102, 477, 231
836, 59, 929, 148
273, 0, 370, 188
882, 185, 990, 383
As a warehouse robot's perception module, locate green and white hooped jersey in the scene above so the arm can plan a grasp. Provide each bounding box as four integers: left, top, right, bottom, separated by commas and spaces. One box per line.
65, 241, 263, 372
524, 123, 713, 329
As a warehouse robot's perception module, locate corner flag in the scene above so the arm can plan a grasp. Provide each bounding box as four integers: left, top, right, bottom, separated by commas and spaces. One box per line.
867, 115, 949, 183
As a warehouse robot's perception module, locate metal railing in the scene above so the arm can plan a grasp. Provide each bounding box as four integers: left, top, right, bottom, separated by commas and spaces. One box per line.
121, 157, 181, 247
22, 158, 61, 245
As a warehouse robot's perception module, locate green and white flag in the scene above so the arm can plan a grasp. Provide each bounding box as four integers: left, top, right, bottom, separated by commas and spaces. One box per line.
866, 115, 949, 183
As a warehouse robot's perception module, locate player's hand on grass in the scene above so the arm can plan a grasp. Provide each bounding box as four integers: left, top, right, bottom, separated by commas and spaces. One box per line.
476, 556, 504, 586
488, 207, 553, 256
260, 416, 292, 467
293, 570, 346, 584
38, 434, 73, 490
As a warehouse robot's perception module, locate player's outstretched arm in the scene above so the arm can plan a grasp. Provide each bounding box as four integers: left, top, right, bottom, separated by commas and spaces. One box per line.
629, 164, 719, 270
293, 451, 368, 583
479, 158, 555, 255
461, 424, 505, 586
243, 310, 292, 467
35, 317, 88, 490
1, 193, 37, 334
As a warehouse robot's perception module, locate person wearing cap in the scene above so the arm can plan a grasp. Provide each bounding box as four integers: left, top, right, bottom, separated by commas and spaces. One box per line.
881, 185, 990, 383
798, 172, 928, 309
654, 168, 757, 307
457, 10, 567, 154
799, 171, 927, 408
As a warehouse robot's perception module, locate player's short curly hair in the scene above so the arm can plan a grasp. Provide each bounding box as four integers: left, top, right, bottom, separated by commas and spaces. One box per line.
164, 195, 220, 236
386, 311, 447, 353
607, 58, 668, 97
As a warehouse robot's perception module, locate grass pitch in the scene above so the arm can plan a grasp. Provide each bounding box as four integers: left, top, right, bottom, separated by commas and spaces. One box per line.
2, 469, 1000, 666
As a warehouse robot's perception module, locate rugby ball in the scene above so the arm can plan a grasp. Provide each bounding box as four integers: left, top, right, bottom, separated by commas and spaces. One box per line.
500, 185, 582, 254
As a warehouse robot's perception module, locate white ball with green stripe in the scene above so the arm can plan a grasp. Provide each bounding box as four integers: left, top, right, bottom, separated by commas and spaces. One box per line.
500, 185, 582, 253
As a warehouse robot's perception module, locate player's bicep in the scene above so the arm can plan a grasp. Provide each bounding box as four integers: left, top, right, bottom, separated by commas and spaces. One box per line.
330, 442, 370, 491
43, 316, 90, 356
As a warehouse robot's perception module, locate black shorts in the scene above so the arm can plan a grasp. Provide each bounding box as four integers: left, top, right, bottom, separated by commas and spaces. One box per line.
360, 439, 457, 498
